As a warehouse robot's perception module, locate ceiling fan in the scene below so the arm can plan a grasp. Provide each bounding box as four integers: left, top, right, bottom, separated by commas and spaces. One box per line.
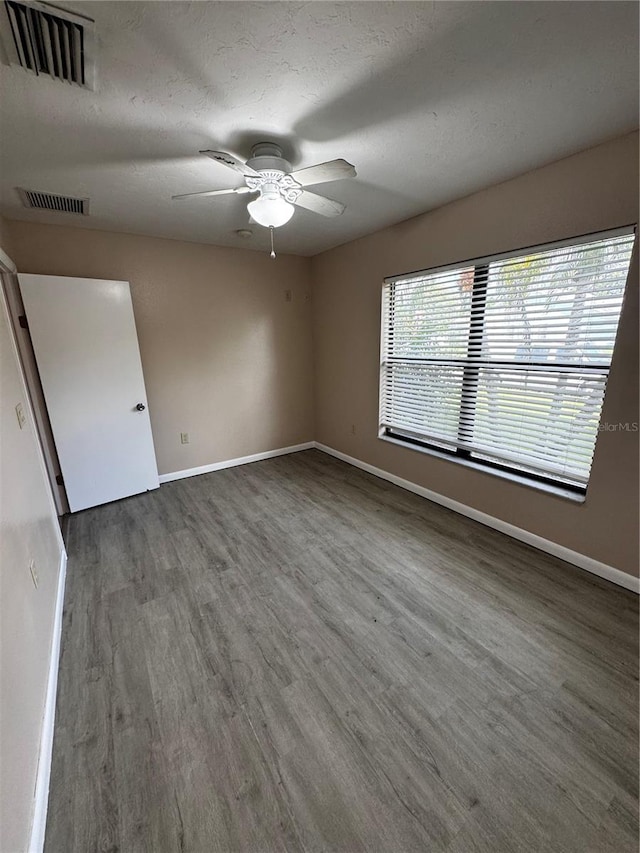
172, 143, 357, 231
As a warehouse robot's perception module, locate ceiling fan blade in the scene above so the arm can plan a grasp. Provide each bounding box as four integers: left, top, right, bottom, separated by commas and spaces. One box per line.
289, 159, 356, 187
171, 187, 252, 200
293, 190, 346, 217
199, 150, 260, 177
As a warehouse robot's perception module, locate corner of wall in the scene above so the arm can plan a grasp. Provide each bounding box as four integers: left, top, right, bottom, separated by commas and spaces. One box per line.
309, 254, 321, 441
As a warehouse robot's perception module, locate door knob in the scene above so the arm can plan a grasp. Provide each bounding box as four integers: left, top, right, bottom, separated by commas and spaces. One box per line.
136, 403, 146, 411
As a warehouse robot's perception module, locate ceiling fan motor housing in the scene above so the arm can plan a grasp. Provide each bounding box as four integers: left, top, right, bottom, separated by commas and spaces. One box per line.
247, 142, 292, 175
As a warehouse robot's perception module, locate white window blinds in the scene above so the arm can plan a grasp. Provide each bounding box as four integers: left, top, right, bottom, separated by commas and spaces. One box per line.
380, 227, 636, 490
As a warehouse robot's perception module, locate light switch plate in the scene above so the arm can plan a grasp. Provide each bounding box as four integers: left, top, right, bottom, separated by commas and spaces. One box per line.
15, 402, 26, 429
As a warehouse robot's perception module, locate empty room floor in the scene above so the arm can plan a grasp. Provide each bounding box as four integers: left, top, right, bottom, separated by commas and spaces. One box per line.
45, 450, 639, 852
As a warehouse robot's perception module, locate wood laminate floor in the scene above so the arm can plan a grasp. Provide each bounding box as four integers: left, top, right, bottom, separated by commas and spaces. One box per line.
45, 450, 639, 853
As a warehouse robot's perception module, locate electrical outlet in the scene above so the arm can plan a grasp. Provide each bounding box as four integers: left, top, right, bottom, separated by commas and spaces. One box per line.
351, 424, 356, 435
29, 559, 38, 589
284, 289, 292, 302
180, 432, 190, 444
15, 402, 26, 430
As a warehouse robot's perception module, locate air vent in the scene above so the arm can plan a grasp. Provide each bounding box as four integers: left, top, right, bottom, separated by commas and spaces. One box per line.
1, 0, 94, 89
18, 188, 89, 215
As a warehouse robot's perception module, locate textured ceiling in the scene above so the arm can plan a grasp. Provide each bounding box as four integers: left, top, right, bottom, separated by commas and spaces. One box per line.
0, 1, 638, 256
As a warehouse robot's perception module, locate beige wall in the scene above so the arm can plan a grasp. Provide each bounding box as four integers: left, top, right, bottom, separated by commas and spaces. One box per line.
311, 132, 639, 577
2, 134, 638, 579
0, 235, 65, 850
5, 224, 315, 476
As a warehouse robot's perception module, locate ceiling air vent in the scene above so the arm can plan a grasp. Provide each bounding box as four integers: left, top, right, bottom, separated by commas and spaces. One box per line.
1, 0, 94, 89
18, 188, 89, 215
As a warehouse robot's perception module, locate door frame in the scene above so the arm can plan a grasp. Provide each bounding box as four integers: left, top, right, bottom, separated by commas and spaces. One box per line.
0, 249, 68, 516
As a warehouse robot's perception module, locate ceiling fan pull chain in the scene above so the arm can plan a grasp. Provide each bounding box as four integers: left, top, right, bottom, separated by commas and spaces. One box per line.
270, 226, 276, 260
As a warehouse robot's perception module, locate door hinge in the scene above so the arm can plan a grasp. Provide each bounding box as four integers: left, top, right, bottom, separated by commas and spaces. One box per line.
19, 314, 28, 329
56, 473, 64, 486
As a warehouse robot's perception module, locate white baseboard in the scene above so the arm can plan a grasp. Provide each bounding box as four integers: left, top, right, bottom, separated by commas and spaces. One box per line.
29, 547, 67, 853
315, 443, 639, 594
158, 442, 315, 484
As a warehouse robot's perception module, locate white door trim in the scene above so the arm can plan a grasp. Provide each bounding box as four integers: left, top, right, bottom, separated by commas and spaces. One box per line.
0, 274, 65, 551
0, 245, 17, 274
1, 271, 68, 515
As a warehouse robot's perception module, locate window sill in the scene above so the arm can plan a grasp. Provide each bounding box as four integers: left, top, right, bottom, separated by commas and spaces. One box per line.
378, 434, 586, 504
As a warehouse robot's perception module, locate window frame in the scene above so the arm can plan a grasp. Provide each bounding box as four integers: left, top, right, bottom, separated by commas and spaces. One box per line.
379, 225, 637, 496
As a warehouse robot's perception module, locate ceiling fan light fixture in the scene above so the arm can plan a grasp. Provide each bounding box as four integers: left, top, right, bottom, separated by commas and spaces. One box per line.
247, 192, 294, 228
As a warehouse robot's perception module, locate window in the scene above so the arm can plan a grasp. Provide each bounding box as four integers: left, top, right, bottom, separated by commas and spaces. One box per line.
379, 227, 636, 493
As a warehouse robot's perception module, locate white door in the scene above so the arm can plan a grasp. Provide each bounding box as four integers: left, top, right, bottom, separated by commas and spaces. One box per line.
19, 274, 159, 512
